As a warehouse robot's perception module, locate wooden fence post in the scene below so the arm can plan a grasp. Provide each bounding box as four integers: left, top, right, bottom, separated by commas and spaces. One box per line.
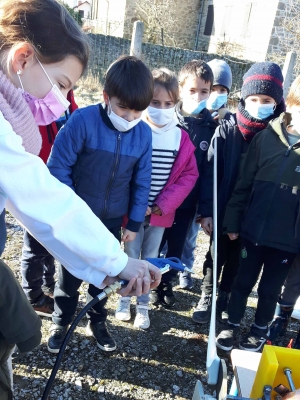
282, 51, 297, 98
130, 21, 144, 59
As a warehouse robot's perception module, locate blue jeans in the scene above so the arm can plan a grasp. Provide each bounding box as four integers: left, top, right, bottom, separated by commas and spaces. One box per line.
21, 230, 55, 302
125, 218, 165, 304
0, 210, 7, 256
181, 214, 202, 270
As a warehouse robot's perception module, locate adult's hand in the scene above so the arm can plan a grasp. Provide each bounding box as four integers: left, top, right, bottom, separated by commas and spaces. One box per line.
118, 257, 161, 296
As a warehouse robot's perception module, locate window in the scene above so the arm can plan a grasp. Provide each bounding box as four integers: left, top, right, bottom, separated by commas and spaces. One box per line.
204, 5, 214, 36
79, 9, 84, 18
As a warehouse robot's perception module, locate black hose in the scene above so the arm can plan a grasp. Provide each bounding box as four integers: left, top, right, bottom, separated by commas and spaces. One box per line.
41, 295, 102, 399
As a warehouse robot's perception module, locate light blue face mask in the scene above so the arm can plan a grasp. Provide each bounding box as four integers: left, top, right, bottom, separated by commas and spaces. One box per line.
206, 93, 228, 110
191, 98, 207, 115
245, 102, 276, 120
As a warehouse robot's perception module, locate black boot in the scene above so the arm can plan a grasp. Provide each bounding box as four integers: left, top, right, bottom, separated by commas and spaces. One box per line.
216, 290, 230, 322
269, 303, 294, 342
150, 281, 176, 308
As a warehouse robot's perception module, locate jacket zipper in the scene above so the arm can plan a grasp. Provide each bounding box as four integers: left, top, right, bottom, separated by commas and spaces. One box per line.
255, 145, 292, 245
101, 133, 122, 219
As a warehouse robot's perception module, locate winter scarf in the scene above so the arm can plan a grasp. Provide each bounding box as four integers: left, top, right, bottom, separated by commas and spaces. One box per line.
0, 70, 41, 155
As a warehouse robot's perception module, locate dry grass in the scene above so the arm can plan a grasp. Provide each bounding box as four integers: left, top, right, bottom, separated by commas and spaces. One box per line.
73, 74, 104, 108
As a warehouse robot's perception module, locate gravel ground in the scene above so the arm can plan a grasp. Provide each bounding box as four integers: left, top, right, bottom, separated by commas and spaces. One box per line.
2, 212, 300, 399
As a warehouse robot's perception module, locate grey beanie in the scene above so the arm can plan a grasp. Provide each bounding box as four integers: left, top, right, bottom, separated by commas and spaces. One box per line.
207, 59, 232, 93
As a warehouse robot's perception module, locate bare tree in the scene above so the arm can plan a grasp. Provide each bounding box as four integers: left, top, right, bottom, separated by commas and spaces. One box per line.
135, 0, 179, 47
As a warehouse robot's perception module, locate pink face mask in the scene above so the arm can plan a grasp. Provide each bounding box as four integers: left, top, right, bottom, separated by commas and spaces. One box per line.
17, 59, 70, 126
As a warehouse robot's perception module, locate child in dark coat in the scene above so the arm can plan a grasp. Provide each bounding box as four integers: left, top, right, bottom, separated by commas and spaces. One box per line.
193, 62, 286, 325
216, 75, 300, 352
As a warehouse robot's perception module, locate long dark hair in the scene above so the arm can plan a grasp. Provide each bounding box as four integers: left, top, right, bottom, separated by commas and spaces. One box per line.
0, 0, 89, 71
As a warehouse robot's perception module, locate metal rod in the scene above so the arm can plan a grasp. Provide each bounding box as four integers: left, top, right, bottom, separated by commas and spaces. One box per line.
284, 369, 296, 392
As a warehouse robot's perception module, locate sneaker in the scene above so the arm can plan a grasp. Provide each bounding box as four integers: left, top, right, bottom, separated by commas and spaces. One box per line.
150, 287, 161, 306
30, 293, 54, 317
47, 324, 68, 354
86, 321, 116, 352
11, 345, 27, 362
150, 282, 176, 308
134, 304, 150, 329
269, 305, 293, 342
115, 297, 131, 321
216, 323, 240, 351
179, 272, 194, 290
192, 295, 212, 324
42, 282, 56, 298
161, 282, 176, 307
239, 324, 269, 352
216, 290, 230, 322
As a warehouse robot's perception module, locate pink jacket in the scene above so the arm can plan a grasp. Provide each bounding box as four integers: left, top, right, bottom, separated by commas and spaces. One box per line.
150, 129, 199, 227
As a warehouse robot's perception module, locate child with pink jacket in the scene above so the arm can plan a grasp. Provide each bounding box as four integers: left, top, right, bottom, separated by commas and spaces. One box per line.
115, 68, 198, 329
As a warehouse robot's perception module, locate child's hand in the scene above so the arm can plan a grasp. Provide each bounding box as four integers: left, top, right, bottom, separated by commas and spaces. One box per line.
151, 205, 162, 216
201, 217, 213, 236
228, 233, 239, 240
145, 206, 151, 216
122, 229, 137, 242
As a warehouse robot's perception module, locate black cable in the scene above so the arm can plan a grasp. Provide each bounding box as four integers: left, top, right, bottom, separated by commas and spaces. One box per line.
41, 295, 102, 400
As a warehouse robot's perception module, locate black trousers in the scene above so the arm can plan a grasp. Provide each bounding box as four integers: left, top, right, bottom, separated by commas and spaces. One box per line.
228, 238, 296, 327
159, 207, 195, 283
201, 234, 240, 296
21, 230, 55, 302
52, 225, 121, 327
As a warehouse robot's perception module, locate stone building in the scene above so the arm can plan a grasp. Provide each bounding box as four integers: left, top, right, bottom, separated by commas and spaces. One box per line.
87, 0, 296, 62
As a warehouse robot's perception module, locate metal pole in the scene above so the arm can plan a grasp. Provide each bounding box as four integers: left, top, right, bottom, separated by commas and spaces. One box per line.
206, 134, 220, 385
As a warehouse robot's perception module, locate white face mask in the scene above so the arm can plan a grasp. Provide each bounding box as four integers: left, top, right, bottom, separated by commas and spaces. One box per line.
245, 102, 276, 120
108, 102, 142, 132
182, 97, 207, 115
147, 105, 175, 126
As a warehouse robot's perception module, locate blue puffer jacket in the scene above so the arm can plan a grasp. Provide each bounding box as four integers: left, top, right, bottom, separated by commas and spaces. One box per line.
47, 104, 152, 232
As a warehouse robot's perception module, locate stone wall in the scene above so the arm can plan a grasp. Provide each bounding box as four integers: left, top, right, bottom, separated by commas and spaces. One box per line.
267, 0, 300, 76
87, 33, 253, 93
123, 0, 202, 50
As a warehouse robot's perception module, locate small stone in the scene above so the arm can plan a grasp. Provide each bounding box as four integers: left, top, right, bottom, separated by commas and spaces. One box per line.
75, 379, 82, 389
98, 385, 105, 393
177, 370, 183, 377
173, 384, 180, 393
152, 345, 158, 352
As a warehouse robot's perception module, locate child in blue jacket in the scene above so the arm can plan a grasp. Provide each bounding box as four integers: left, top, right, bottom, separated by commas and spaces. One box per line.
47, 56, 153, 354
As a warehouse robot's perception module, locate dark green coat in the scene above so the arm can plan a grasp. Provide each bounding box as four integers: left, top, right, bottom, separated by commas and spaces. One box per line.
223, 113, 300, 253
0, 260, 41, 399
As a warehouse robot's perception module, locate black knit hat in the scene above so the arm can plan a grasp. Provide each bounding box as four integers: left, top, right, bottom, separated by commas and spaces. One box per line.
241, 62, 283, 104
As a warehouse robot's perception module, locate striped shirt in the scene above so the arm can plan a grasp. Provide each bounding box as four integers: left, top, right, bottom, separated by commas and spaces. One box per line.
147, 119, 181, 206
